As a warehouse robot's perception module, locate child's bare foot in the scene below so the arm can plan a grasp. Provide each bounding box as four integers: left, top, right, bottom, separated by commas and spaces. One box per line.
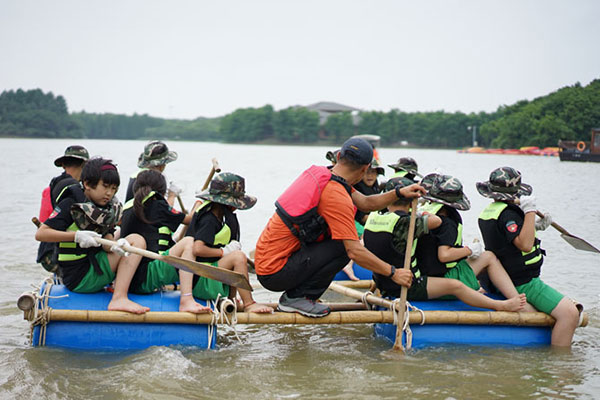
497, 293, 527, 312
179, 297, 211, 314
244, 302, 274, 313
108, 297, 150, 314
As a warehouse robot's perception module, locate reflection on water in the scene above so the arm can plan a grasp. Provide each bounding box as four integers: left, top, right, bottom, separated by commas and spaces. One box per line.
0, 138, 599, 399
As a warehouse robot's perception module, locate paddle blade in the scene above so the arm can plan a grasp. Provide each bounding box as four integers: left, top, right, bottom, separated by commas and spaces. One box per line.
560, 234, 600, 253
162, 255, 253, 291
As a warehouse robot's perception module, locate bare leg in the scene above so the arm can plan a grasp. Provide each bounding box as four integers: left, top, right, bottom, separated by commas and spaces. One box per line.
549, 298, 579, 347
468, 252, 537, 312
427, 277, 526, 312
218, 250, 273, 313
108, 234, 150, 314
174, 238, 211, 313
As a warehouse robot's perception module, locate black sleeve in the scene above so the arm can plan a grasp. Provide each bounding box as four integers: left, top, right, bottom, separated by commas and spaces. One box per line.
432, 218, 458, 247
153, 199, 186, 232
498, 208, 524, 243
44, 198, 75, 231
188, 212, 221, 246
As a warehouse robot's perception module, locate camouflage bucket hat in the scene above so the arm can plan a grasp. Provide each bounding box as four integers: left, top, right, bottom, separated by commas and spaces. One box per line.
195, 172, 257, 210
70, 198, 123, 236
387, 157, 420, 177
54, 145, 90, 167
137, 141, 178, 168
476, 167, 532, 201
384, 176, 415, 192
421, 173, 471, 211
369, 158, 385, 175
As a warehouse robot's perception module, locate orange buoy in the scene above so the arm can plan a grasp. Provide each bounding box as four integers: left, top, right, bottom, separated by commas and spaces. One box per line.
577, 141, 586, 152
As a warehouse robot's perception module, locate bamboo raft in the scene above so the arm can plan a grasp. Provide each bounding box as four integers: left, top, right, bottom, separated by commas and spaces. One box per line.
19, 279, 588, 351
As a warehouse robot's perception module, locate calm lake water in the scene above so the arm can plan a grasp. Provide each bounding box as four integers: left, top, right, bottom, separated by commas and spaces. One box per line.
1, 138, 599, 399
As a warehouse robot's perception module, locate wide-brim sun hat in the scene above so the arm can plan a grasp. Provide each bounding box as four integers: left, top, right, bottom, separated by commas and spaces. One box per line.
195, 172, 257, 210
369, 158, 385, 175
421, 173, 471, 211
476, 166, 532, 201
137, 141, 178, 168
54, 145, 89, 167
388, 157, 420, 176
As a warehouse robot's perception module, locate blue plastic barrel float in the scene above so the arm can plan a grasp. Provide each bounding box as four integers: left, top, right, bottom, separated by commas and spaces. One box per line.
31, 282, 215, 351
333, 261, 372, 281
374, 298, 552, 348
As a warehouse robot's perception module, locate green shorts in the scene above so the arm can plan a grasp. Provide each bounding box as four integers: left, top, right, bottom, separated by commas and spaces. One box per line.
73, 251, 115, 293
437, 259, 480, 300
137, 259, 180, 294
355, 220, 365, 238
516, 277, 564, 314
192, 261, 230, 300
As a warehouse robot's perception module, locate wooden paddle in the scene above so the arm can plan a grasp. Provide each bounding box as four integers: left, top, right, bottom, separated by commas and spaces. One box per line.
201, 158, 221, 191
536, 211, 599, 253
94, 237, 252, 291
393, 198, 418, 352
176, 195, 188, 214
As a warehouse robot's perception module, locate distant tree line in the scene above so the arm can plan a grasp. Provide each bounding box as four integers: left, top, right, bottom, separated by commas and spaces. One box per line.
2, 79, 599, 148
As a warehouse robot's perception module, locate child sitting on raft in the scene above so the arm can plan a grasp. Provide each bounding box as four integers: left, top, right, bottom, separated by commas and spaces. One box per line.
35, 157, 149, 314
363, 177, 526, 312
187, 172, 273, 313
120, 169, 212, 314
415, 173, 532, 309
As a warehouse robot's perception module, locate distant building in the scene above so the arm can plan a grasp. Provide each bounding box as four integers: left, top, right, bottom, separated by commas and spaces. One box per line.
303, 101, 361, 125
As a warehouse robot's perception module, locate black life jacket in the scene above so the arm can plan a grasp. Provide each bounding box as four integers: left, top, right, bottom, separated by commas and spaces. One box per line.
275, 165, 352, 245
478, 202, 544, 286
49, 173, 85, 208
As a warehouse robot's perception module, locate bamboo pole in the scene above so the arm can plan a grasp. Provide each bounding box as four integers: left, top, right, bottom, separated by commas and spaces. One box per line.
395, 198, 418, 351
329, 282, 393, 309
40, 308, 588, 327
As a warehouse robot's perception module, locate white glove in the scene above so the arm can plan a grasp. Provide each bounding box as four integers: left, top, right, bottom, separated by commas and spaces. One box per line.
110, 238, 130, 257
535, 212, 552, 231
467, 239, 483, 259
168, 181, 182, 196
518, 195, 537, 214
221, 240, 241, 256
74, 230, 101, 248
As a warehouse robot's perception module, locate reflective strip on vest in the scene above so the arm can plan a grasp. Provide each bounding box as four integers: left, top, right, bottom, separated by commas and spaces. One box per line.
364, 212, 420, 277
419, 201, 463, 269
392, 171, 408, 178
479, 201, 543, 269
195, 200, 232, 247
58, 223, 86, 262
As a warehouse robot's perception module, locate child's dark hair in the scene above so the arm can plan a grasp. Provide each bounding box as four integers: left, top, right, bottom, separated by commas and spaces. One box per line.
81, 157, 120, 188
133, 170, 167, 224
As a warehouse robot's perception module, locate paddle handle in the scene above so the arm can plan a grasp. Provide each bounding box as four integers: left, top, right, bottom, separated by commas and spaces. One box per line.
535, 210, 570, 236
32, 217, 41, 228
393, 198, 418, 351
95, 237, 161, 261
176, 194, 188, 214
201, 158, 221, 191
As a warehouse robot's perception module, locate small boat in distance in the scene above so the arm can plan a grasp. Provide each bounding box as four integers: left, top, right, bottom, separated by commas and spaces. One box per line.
559, 128, 600, 162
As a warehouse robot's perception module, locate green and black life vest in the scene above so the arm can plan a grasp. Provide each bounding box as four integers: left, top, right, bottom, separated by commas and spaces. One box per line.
478, 202, 543, 286
363, 210, 420, 278
419, 202, 464, 270
193, 201, 240, 263
57, 222, 104, 275
123, 191, 175, 254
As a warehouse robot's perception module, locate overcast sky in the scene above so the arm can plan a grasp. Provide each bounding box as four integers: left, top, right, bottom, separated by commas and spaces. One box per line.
1, 0, 598, 119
